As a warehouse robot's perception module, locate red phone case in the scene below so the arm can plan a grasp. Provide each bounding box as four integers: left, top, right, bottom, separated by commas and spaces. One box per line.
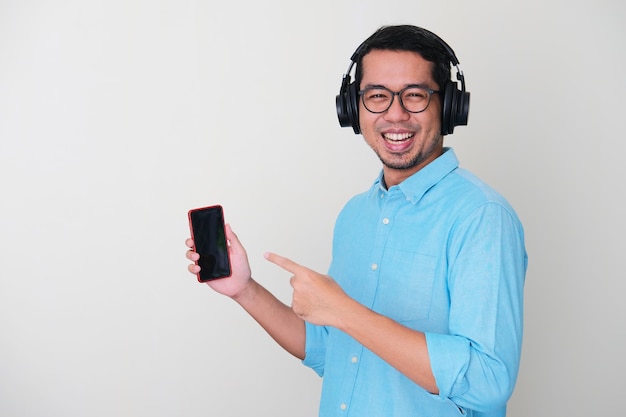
188, 205, 231, 282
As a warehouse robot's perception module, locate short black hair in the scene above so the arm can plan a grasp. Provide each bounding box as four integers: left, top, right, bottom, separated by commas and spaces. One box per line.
354, 25, 452, 92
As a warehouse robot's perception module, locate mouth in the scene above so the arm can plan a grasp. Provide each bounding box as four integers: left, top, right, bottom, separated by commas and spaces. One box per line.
381, 131, 415, 152
383, 132, 415, 142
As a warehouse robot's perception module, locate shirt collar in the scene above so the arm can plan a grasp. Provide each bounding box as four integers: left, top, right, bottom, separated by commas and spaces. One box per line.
370, 147, 459, 204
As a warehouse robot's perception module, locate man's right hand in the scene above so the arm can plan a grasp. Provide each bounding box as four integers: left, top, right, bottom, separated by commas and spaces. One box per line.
186, 224, 306, 359
186, 224, 253, 299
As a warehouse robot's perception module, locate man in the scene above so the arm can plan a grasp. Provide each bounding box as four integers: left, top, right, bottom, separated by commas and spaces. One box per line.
186, 25, 527, 417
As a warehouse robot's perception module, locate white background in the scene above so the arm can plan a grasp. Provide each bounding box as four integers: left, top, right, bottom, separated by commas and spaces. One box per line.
1, 1, 624, 416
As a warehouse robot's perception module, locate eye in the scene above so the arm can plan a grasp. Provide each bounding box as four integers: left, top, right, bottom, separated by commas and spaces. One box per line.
403, 88, 428, 101
364, 89, 391, 101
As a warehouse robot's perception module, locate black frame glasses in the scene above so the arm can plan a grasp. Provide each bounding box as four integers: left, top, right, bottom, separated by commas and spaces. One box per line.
358, 85, 440, 114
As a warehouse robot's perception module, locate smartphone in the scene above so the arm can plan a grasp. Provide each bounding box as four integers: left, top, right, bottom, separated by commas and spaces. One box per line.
188, 205, 232, 282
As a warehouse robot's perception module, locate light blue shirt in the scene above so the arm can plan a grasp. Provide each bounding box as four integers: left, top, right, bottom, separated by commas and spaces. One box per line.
303, 148, 527, 417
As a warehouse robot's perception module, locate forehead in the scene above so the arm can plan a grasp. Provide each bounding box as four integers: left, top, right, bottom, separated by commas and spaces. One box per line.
360, 49, 435, 87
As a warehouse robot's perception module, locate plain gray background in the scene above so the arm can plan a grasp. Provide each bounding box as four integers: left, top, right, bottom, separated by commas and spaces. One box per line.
1, 1, 624, 416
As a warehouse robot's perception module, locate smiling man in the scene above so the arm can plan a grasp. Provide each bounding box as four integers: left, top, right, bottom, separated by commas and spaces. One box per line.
186, 25, 527, 417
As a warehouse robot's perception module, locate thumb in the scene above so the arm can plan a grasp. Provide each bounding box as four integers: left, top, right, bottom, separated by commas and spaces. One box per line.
224, 224, 243, 252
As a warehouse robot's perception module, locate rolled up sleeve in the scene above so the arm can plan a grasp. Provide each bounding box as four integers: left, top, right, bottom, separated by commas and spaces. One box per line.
427, 202, 527, 412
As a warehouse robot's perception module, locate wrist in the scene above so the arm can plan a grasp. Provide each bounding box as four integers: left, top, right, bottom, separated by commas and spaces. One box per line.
232, 277, 258, 305
333, 296, 371, 333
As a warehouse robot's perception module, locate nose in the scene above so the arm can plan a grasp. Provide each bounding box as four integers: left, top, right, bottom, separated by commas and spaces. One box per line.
383, 94, 411, 122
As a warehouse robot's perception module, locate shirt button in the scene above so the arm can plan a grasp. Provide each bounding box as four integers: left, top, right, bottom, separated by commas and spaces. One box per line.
340, 403, 347, 410
371, 263, 378, 271
351, 356, 358, 363
382, 218, 390, 224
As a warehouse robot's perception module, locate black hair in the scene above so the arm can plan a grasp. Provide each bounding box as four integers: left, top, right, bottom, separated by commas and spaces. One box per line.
354, 25, 452, 93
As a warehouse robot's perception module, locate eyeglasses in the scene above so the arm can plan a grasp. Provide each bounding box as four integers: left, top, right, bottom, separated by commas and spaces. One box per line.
359, 85, 440, 114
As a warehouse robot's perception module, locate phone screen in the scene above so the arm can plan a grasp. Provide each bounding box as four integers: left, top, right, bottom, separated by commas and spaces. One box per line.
188, 205, 231, 281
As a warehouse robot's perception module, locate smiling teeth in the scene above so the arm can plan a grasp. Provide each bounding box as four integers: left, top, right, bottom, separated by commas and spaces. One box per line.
384, 132, 413, 141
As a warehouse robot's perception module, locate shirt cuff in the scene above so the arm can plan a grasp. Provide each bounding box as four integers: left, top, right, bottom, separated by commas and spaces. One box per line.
426, 332, 471, 399
302, 322, 328, 377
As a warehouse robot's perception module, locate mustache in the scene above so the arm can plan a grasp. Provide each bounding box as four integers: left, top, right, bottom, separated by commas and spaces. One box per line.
375, 123, 421, 132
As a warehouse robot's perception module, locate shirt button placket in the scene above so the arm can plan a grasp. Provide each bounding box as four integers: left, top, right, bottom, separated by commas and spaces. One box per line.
372, 218, 390, 271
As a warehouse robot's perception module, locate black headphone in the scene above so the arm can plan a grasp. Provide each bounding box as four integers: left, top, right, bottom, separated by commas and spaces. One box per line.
335, 27, 470, 136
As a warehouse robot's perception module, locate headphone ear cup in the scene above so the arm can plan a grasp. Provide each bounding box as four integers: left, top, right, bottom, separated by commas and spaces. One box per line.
441, 81, 454, 136
346, 81, 361, 134
336, 84, 351, 128
456, 89, 470, 128
336, 79, 361, 134
441, 81, 470, 135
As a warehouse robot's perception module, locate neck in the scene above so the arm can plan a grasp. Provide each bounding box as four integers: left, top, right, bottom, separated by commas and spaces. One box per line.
382, 147, 445, 188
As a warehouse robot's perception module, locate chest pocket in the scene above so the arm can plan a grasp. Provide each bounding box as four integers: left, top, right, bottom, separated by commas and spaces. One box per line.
373, 250, 437, 322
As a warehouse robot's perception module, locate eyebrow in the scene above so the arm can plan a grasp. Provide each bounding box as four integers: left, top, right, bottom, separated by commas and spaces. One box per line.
362, 83, 432, 90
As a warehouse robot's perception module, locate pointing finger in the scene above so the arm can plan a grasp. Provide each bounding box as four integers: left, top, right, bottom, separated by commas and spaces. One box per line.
264, 252, 304, 274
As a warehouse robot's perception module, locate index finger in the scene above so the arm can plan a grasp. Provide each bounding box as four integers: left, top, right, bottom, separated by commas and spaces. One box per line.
264, 252, 305, 274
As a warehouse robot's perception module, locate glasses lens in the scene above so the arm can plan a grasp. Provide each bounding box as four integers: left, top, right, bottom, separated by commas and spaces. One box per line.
361, 88, 392, 113
401, 87, 431, 113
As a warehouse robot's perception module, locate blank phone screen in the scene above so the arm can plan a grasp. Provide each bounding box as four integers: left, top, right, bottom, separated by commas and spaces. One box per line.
188, 206, 231, 281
